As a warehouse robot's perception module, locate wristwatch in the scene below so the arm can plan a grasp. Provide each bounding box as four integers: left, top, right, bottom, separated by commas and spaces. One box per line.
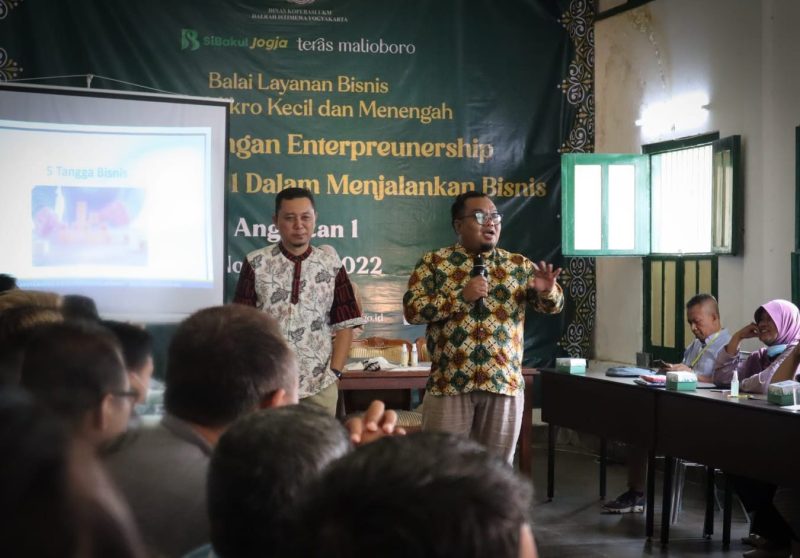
331, 367, 343, 379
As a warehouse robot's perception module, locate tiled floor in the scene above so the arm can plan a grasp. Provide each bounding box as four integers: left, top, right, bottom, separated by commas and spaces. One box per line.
529, 443, 752, 557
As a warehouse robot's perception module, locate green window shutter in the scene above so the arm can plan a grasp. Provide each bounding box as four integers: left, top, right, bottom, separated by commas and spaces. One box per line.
561, 153, 650, 256
711, 135, 743, 255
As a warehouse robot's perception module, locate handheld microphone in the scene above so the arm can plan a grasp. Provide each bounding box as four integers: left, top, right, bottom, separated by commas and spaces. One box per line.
471, 254, 488, 309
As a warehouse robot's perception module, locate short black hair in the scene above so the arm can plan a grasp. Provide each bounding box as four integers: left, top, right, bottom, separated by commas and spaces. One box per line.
20, 321, 126, 431
450, 191, 487, 229
164, 305, 297, 428
61, 294, 100, 322
102, 321, 153, 373
0, 305, 63, 386
686, 293, 719, 317
275, 187, 316, 216
0, 273, 17, 293
292, 432, 533, 558
208, 405, 350, 557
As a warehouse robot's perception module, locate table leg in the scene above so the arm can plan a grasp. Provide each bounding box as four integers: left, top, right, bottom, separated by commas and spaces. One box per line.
520, 387, 533, 477
722, 473, 732, 549
547, 423, 555, 501
599, 438, 607, 500
703, 466, 715, 538
646, 450, 655, 539
660, 456, 674, 546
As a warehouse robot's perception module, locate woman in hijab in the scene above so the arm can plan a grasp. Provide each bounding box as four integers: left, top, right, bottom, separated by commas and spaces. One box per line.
713, 299, 800, 393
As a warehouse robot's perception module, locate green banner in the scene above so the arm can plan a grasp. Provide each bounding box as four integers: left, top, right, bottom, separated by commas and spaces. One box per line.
1, 0, 596, 364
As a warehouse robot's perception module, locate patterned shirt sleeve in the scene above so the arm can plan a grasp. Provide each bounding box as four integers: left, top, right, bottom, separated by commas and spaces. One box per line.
525, 283, 564, 314
329, 267, 363, 329
232, 258, 257, 306
403, 252, 469, 324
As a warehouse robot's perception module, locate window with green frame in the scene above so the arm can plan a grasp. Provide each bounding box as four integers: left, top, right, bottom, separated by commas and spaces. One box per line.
561, 133, 742, 257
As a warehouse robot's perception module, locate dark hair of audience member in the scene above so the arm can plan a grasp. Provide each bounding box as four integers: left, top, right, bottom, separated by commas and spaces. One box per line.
292, 432, 533, 558
0, 273, 17, 293
61, 294, 100, 322
102, 320, 153, 372
208, 405, 351, 557
0, 305, 63, 386
164, 304, 297, 428
0, 389, 147, 558
20, 321, 129, 436
0, 289, 61, 314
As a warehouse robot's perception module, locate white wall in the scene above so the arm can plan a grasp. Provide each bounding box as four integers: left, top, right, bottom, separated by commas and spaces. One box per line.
594, 0, 800, 361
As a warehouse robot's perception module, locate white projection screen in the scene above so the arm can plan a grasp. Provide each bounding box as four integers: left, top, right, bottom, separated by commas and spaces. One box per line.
0, 83, 229, 322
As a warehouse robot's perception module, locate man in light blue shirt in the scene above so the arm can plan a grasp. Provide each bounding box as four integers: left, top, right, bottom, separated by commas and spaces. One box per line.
603, 293, 730, 513
659, 293, 731, 383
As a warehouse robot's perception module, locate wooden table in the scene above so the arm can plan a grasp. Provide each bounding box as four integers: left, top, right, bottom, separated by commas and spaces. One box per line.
338, 367, 538, 477
540, 368, 800, 546
540, 369, 660, 538
656, 389, 800, 546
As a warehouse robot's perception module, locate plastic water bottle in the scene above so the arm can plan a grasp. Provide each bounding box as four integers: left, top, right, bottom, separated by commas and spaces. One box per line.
410, 344, 419, 367
400, 344, 409, 367
730, 373, 739, 397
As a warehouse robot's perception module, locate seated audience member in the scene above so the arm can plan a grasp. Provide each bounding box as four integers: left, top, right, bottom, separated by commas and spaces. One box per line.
714, 299, 800, 393
185, 405, 351, 558
102, 320, 154, 407
0, 273, 17, 292
711, 299, 800, 556
291, 432, 538, 558
0, 388, 147, 558
20, 321, 135, 448
105, 304, 401, 557
659, 293, 731, 382
104, 304, 299, 557
0, 304, 63, 385
62, 293, 101, 322
603, 293, 730, 514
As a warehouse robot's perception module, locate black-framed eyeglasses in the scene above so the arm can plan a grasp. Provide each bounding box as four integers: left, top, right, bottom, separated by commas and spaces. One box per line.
460, 211, 502, 225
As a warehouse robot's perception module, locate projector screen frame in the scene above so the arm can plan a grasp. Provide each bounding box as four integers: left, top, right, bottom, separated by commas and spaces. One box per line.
0, 82, 232, 322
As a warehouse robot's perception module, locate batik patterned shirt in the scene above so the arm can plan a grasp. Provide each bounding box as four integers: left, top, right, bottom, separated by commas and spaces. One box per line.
403, 244, 563, 397
234, 244, 365, 398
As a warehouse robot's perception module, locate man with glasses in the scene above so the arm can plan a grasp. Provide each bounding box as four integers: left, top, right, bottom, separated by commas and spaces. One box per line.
19, 320, 136, 448
403, 191, 563, 463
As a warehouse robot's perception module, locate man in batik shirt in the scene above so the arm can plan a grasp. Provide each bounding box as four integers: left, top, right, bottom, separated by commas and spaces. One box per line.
403, 191, 563, 463
234, 188, 365, 415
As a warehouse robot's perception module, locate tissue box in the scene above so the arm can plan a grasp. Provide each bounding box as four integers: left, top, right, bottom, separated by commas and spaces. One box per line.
666, 371, 697, 391
556, 358, 586, 374
767, 380, 800, 406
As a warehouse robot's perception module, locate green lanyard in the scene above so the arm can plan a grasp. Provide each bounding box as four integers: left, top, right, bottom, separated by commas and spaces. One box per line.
689, 330, 722, 368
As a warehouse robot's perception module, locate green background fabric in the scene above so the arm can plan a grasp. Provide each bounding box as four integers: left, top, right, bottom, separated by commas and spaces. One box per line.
1, 0, 596, 366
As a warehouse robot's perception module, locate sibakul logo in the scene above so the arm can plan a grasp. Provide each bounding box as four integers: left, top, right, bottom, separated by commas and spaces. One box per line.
181, 29, 200, 51
287, 0, 316, 5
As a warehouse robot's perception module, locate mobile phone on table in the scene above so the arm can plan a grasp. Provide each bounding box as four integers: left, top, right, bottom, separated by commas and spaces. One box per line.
651, 359, 668, 369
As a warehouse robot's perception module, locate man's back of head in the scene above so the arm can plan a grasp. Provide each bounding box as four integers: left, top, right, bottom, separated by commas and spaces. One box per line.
164, 304, 298, 429
292, 431, 535, 558
20, 321, 132, 445
208, 404, 350, 557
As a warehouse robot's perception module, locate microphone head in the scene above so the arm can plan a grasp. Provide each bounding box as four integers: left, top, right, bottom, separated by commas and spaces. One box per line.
474, 253, 484, 266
